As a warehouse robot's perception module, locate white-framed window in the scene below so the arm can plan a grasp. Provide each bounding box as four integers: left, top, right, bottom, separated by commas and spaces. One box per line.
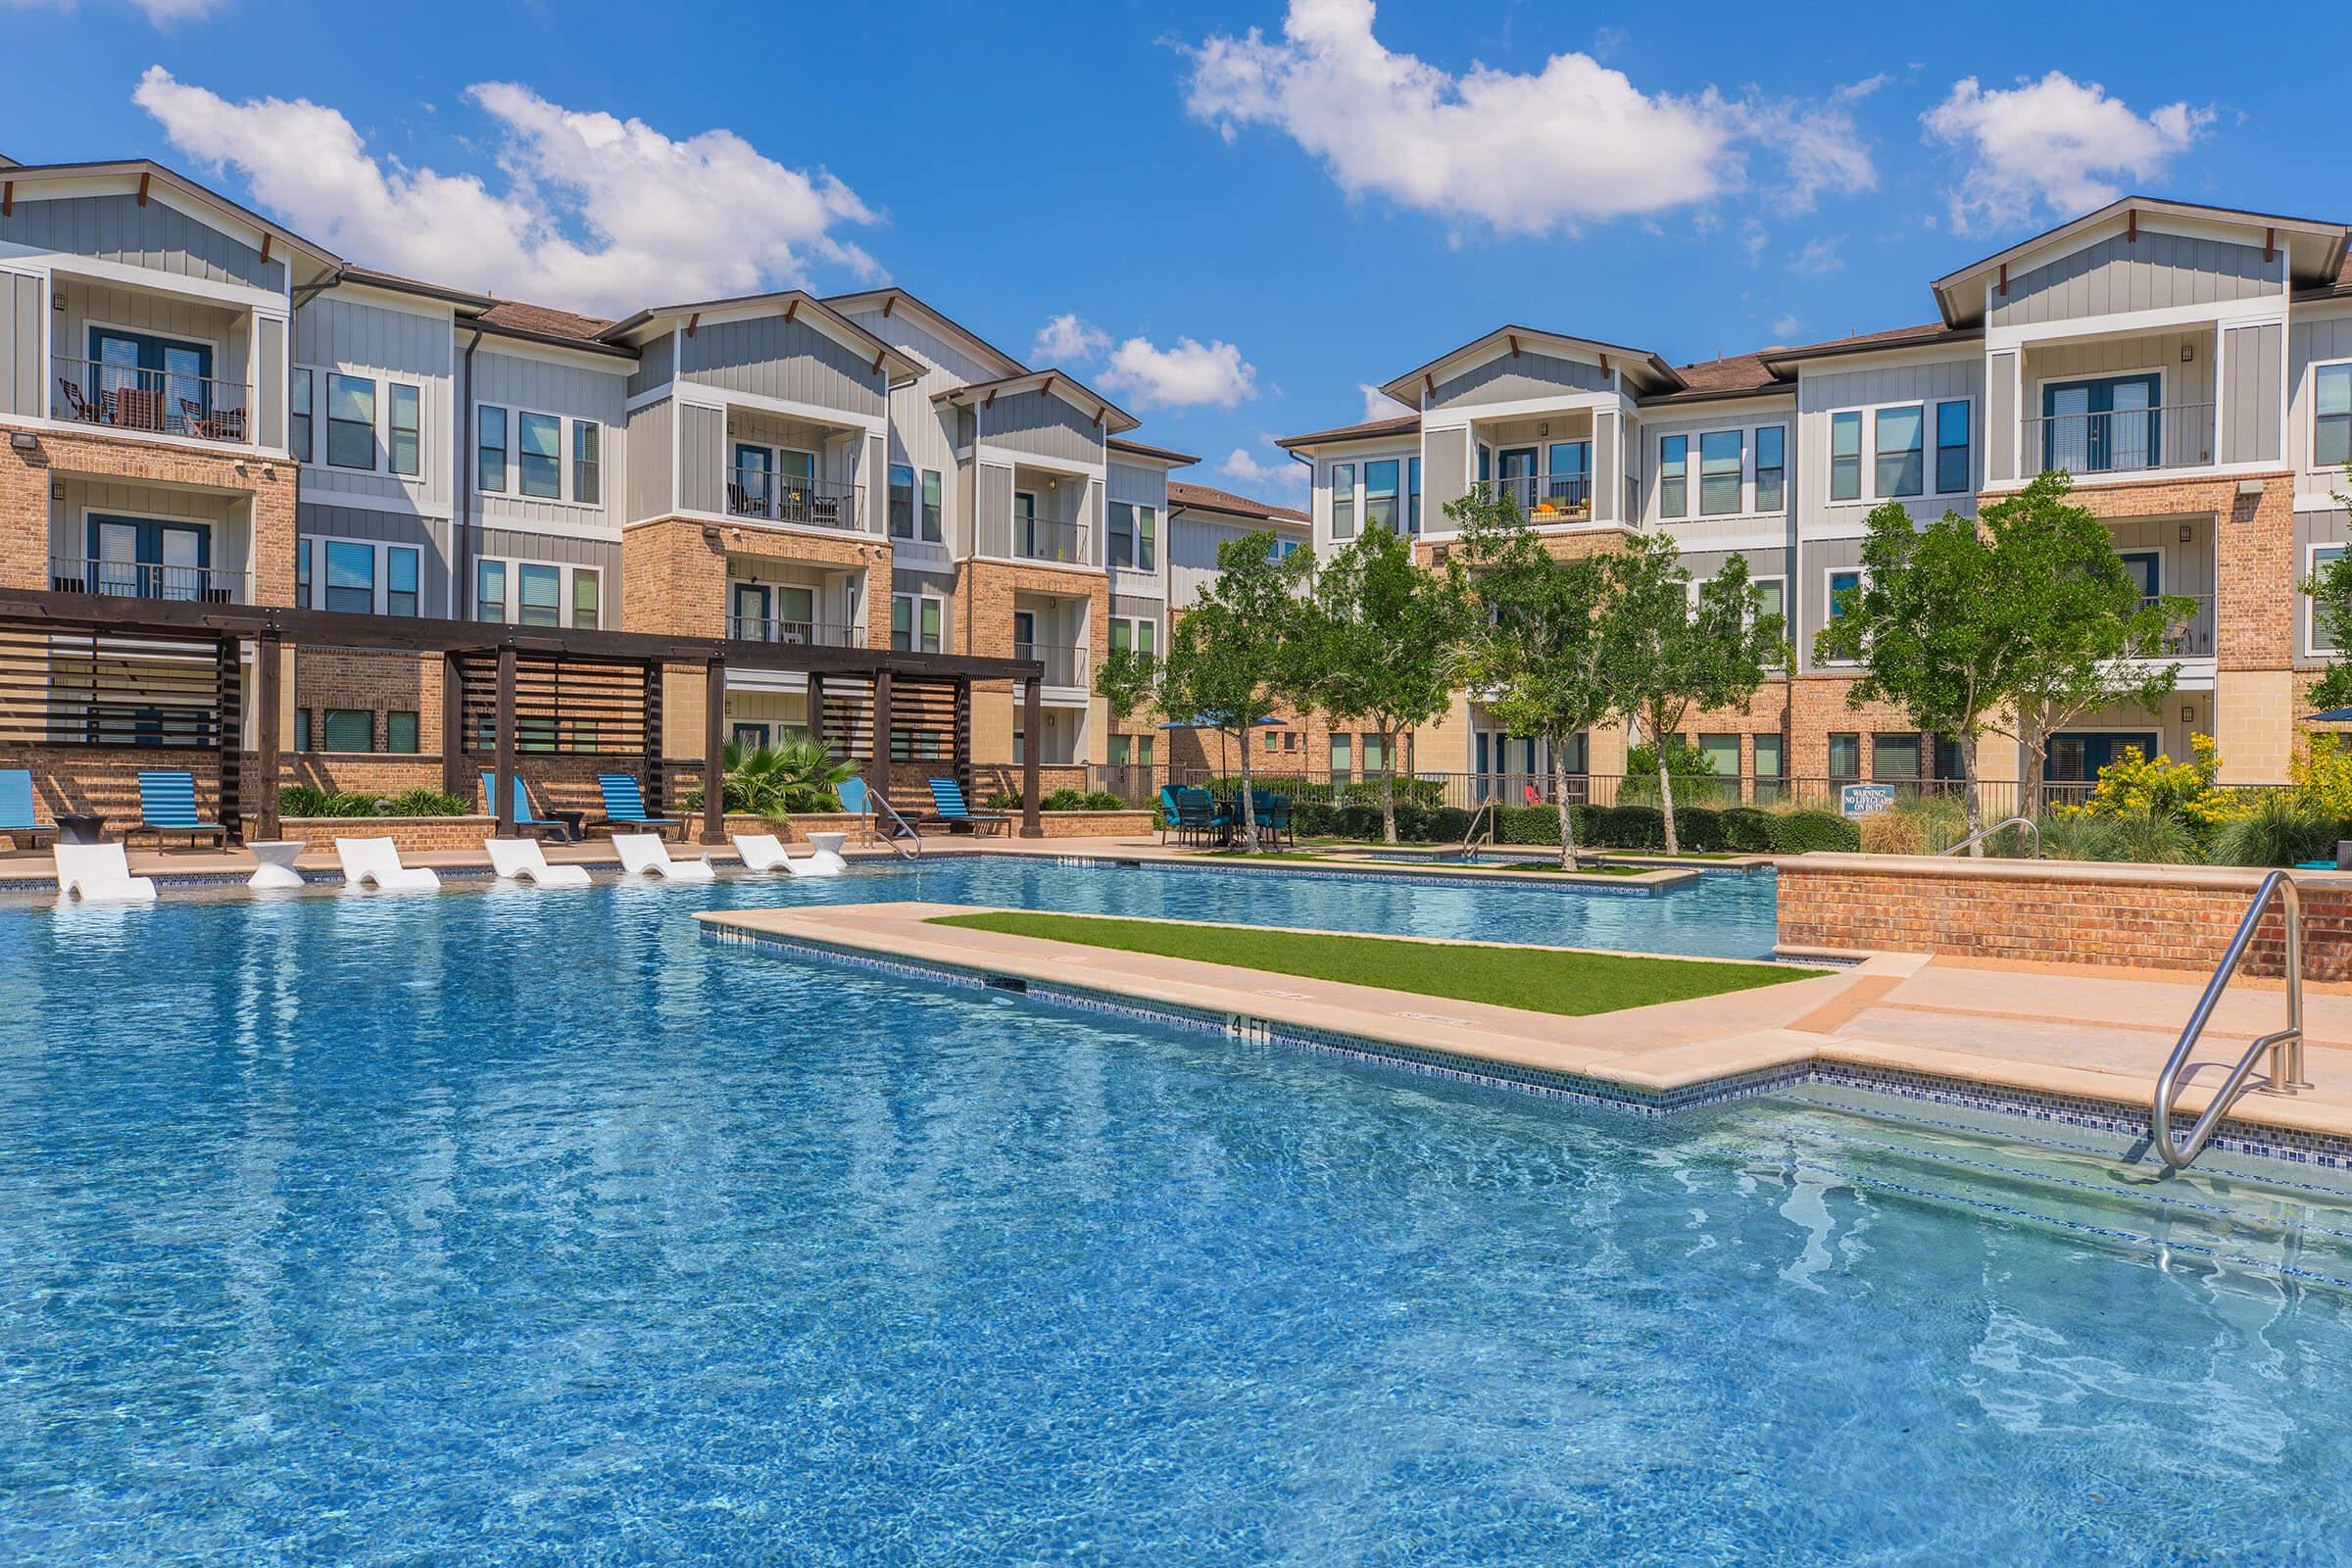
1935, 400, 1970, 494
920, 469, 944, 543
1108, 502, 1158, 569
1754, 426, 1786, 513
289, 368, 313, 464
1698, 429, 1742, 515
1875, 405, 1924, 498
389, 383, 421, 477
574, 421, 601, 505
2309, 542, 2346, 655
325, 372, 375, 470
1108, 614, 1158, 659
1830, 411, 1862, 502
1330, 462, 1356, 539
1658, 435, 1688, 518
2315, 362, 2352, 472
1827, 398, 1974, 503
891, 590, 945, 653
475, 405, 604, 505
477, 407, 508, 493
296, 535, 421, 616
1821, 566, 1868, 664
475, 557, 600, 628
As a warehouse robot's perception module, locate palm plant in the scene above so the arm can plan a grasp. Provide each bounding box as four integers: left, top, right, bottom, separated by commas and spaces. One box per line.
689, 738, 858, 818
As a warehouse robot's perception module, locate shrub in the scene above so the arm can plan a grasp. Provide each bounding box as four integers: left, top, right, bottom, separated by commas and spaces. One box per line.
1859, 812, 1928, 856
1890, 792, 1969, 854
1670, 807, 1725, 853
1718, 807, 1775, 854
2293, 734, 2352, 819
1496, 805, 1563, 846
2067, 733, 2237, 834
2036, 811, 2121, 862
1770, 808, 1860, 854
384, 787, 466, 817
2112, 805, 2200, 864
2208, 793, 2339, 868
1339, 776, 1446, 810
1619, 740, 1738, 807
277, 784, 466, 818
1590, 805, 1665, 851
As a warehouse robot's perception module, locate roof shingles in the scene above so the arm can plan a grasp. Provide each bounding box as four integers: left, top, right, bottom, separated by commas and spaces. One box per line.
1168, 480, 1307, 524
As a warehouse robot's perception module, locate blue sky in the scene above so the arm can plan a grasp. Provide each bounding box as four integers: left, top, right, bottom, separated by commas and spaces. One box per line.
3, 0, 2328, 497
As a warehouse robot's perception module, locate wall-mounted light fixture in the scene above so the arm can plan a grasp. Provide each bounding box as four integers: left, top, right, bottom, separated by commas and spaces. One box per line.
2181, 343, 2194, 363
702, 525, 722, 547
2180, 523, 2193, 543
8, 431, 36, 452
2181, 706, 2196, 725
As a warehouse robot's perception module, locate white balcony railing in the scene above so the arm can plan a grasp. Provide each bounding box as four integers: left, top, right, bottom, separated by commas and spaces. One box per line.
1013, 518, 1089, 565
726, 613, 859, 648
1015, 640, 1089, 687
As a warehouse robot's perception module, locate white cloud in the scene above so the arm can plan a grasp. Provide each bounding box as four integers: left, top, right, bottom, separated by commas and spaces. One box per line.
1031, 313, 1108, 365
1770, 314, 1803, 341
5, 0, 217, 24
1359, 381, 1412, 422
1735, 74, 1885, 214
1182, 0, 1874, 237
1789, 235, 1845, 274
131, 68, 883, 317
1219, 441, 1307, 496
1098, 335, 1258, 411
1923, 72, 2214, 234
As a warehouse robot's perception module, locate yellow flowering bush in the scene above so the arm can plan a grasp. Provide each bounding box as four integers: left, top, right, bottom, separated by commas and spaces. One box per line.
2294, 733, 2352, 819
2063, 734, 2243, 829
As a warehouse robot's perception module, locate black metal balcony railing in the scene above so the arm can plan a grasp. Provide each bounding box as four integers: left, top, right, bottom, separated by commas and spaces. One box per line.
726, 613, 859, 648
50, 555, 238, 603
2026, 403, 2215, 476
1015, 640, 1089, 686
2145, 593, 2216, 660
1483, 473, 1593, 522
54, 358, 252, 444
1013, 518, 1088, 564
725, 468, 861, 530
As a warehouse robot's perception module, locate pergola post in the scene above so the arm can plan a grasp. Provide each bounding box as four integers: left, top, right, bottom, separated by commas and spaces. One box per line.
867, 667, 893, 807
494, 645, 516, 837
254, 631, 281, 843
702, 656, 725, 845
807, 671, 825, 753
216, 634, 243, 842
440, 651, 466, 799
1020, 667, 1043, 838
642, 659, 665, 815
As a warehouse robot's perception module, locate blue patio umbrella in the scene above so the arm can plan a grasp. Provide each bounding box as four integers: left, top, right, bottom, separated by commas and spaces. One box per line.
2310, 708, 2352, 722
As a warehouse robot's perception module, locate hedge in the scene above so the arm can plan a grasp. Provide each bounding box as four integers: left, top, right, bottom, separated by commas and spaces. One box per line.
1769, 808, 1861, 854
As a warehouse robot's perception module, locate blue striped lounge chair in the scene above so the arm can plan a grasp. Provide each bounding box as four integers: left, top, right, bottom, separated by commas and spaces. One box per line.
595, 774, 687, 842
135, 770, 226, 848
925, 776, 1009, 836
480, 773, 573, 841
0, 769, 54, 848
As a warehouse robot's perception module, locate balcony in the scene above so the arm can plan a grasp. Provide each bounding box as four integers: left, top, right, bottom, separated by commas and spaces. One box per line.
50, 555, 239, 603
2024, 403, 2215, 478
726, 613, 859, 648
1015, 640, 1089, 688
2148, 593, 2215, 660
1484, 473, 1593, 524
1013, 518, 1089, 565
725, 468, 861, 531
53, 358, 253, 445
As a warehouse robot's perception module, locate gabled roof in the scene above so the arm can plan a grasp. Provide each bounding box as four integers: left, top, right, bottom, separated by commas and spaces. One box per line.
1275, 414, 1420, 451
1641, 351, 1787, 406
598, 289, 921, 381
1378, 325, 1683, 405
1930, 196, 2348, 326
1169, 480, 1307, 525
932, 368, 1139, 436
336, 264, 498, 311
822, 286, 1030, 379
0, 157, 340, 282
1758, 321, 1979, 373
1108, 434, 1200, 466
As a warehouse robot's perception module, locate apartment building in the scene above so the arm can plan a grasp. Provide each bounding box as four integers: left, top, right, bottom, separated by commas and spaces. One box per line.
1281, 196, 2352, 791
0, 155, 1191, 784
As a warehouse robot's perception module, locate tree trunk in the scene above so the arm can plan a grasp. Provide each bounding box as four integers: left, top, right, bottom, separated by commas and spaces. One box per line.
1378, 728, 1397, 845
1236, 732, 1259, 853
2019, 724, 2047, 827
1655, 741, 1680, 857
1960, 733, 1984, 857
1552, 741, 1578, 871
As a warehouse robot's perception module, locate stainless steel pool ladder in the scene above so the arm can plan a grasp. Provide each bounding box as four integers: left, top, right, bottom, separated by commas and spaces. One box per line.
1460, 799, 1497, 861
871, 793, 922, 859
2150, 870, 2309, 1169
1938, 815, 2039, 858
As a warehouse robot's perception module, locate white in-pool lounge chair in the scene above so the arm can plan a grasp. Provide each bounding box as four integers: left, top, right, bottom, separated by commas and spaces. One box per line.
484, 837, 592, 887
612, 832, 717, 882
335, 837, 441, 892
54, 842, 157, 904
733, 832, 840, 877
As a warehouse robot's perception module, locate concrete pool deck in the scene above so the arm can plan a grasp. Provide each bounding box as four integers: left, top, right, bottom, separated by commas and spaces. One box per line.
699, 900, 2352, 1147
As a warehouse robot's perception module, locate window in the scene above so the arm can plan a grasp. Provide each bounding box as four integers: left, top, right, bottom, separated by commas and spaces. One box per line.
1365, 460, 1399, 531
290, 369, 312, 464
326, 373, 375, 470
1752, 576, 1786, 626
295, 542, 312, 609
2313, 545, 2346, 654
477, 407, 508, 493
516, 563, 562, 627
1107, 734, 1131, 766
1263, 728, 1278, 752
1936, 400, 1970, 494
1109, 616, 1156, 659
1137, 505, 1156, 570
921, 469, 943, 543
1331, 463, 1355, 539
1874, 733, 1922, 781
1361, 733, 1388, 772
518, 413, 562, 499
323, 540, 374, 613
1828, 733, 1860, 780
386, 711, 419, 755
1754, 733, 1784, 779
1331, 733, 1352, 778
574, 421, 601, 505
1659, 435, 1688, 518
1754, 426, 1786, 513
1935, 735, 1967, 783
1697, 734, 1740, 778
889, 465, 914, 539
322, 709, 373, 753
1407, 457, 1422, 534
1830, 411, 1862, 501
1699, 430, 1742, 516
1827, 569, 1862, 618
1109, 502, 1136, 567
2319, 365, 2352, 470
571, 568, 600, 630
389, 383, 421, 477
892, 593, 943, 654
387, 546, 418, 617
1875, 405, 1924, 497
294, 709, 312, 753
475, 559, 506, 621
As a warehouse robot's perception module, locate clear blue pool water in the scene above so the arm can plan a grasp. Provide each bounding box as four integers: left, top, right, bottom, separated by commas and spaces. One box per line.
5, 884, 2352, 1564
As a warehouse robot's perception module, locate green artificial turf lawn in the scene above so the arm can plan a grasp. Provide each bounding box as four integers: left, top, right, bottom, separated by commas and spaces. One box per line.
929, 912, 1820, 1018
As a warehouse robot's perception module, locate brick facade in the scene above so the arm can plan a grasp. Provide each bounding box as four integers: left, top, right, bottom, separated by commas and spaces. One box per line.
956, 559, 1108, 767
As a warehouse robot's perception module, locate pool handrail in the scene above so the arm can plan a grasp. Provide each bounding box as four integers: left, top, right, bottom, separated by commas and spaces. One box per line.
1459, 799, 1497, 861
2150, 869, 2309, 1170
1938, 815, 2040, 858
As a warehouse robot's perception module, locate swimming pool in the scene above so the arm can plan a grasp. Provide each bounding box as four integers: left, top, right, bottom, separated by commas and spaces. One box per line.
4, 886, 2349, 1564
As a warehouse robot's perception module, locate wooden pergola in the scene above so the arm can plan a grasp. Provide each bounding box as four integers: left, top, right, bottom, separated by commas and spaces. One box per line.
0, 588, 1049, 843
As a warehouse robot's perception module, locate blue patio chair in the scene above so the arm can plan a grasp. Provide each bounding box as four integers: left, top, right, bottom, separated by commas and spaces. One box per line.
135, 769, 226, 848
595, 773, 687, 842
1174, 787, 1230, 848
0, 769, 54, 848
925, 776, 1010, 836
480, 772, 573, 842
1156, 785, 1183, 846
1250, 790, 1295, 849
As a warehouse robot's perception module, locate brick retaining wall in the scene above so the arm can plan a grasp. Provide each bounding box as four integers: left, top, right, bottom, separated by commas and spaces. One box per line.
1778, 855, 2352, 978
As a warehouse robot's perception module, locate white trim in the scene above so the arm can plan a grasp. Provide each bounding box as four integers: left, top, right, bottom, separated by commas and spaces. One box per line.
1985, 296, 2284, 352
2307, 540, 2347, 657
889, 587, 949, 655
1434, 387, 1619, 424
472, 400, 605, 509
11, 248, 288, 313
469, 554, 605, 630
668, 379, 886, 436
297, 533, 426, 616
319, 279, 461, 328
974, 440, 1102, 479
2308, 358, 2352, 482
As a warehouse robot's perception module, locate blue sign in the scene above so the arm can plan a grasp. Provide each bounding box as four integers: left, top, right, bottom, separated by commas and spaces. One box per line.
1839, 782, 1896, 818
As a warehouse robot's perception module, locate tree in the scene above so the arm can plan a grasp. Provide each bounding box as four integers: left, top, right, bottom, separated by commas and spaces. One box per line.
1446, 490, 1613, 869
1301, 522, 1472, 844
1598, 533, 1787, 857
1096, 531, 1317, 852
1813, 472, 2191, 845
2303, 480, 2352, 712
686, 737, 859, 818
